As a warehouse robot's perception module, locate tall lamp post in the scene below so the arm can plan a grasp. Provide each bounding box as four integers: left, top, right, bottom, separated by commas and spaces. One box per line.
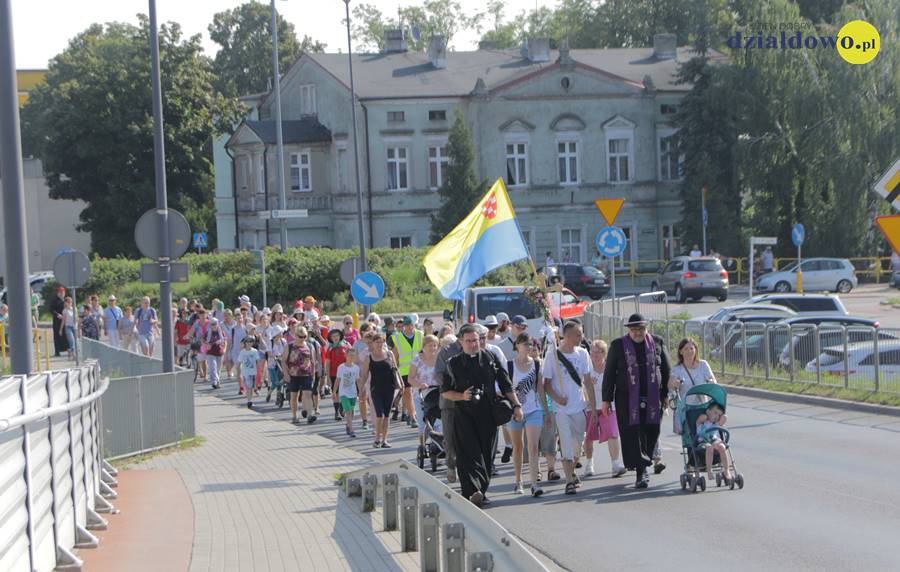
344, 0, 369, 286
271, 0, 288, 251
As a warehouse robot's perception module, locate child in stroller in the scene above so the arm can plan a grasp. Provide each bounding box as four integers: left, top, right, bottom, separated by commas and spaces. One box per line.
416, 387, 446, 472
677, 383, 744, 493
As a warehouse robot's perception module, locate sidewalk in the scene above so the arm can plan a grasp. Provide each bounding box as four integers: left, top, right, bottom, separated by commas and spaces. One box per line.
110, 391, 419, 572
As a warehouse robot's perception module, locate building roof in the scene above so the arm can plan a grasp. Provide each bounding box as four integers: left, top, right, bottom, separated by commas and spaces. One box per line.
306, 47, 722, 99
227, 118, 332, 148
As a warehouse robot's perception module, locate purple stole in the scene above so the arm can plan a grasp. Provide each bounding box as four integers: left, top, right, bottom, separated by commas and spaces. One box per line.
622, 334, 662, 426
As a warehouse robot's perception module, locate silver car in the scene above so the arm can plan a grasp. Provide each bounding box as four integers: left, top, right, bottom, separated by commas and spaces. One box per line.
651, 256, 728, 303
755, 258, 857, 293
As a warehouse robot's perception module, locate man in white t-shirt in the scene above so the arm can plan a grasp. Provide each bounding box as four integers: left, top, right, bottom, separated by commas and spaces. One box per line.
689, 244, 702, 257
543, 321, 596, 495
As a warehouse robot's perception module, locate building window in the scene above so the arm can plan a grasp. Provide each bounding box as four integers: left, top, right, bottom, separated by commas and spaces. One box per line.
616, 226, 634, 266
560, 228, 582, 263
505, 142, 528, 187
520, 229, 535, 256
390, 236, 412, 249
290, 151, 311, 192
387, 111, 405, 122
428, 144, 449, 189
661, 104, 678, 115
607, 137, 631, 183
557, 140, 578, 185
428, 109, 447, 121
661, 224, 681, 260
386, 146, 408, 190
300, 84, 316, 115
255, 153, 265, 195
659, 133, 681, 181
336, 145, 348, 192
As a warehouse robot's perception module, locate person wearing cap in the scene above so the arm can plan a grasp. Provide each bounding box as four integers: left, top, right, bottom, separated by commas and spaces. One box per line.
324, 328, 352, 421
205, 317, 227, 389
104, 295, 124, 348
601, 313, 671, 489
495, 312, 511, 336
239, 294, 259, 317
382, 316, 396, 337
300, 296, 320, 320
389, 315, 424, 427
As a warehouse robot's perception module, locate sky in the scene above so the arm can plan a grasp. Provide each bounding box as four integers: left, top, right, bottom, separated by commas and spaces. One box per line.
11, 0, 550, 69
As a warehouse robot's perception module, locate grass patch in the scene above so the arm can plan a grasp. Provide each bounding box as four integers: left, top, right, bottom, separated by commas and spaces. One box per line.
111, 435, 206, 470
885, 297, 900, 305
721, 375, 900, 408
670, 311, 692, 321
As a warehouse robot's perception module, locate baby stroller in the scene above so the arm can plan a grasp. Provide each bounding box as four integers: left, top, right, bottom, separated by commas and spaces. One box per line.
676, 383, 745, 493
416, 387, 446, 472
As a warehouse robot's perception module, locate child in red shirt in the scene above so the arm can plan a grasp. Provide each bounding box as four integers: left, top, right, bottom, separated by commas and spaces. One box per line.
174, 311, 191, 366
324, 329, 351, 421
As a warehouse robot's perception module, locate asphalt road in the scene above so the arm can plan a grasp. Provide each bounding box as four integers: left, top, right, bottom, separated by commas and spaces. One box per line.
205, 377, 900, 572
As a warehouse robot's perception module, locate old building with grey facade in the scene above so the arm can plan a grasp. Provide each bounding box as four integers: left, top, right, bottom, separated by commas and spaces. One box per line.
215, 33, 722, 265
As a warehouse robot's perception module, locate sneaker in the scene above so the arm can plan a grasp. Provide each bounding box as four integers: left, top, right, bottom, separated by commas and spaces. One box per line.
513, 483, 524, 495
380, 441, 392, 449
349, 432, 357, 438
469, 491, 484, 507
531, 485, 544, 498
635, 473, 650, 489
611, 463, 627, 478
301, 410, 309, 419
362, 420, 368, 430
374, 440, 382, 448
334, 413, 342, 421
583, 465, 595, 478
211, 383, 219, 390
501, 446, 512, 464
547, 470, 561, 481
308, 415, 317, 424
247, 402, 252, 409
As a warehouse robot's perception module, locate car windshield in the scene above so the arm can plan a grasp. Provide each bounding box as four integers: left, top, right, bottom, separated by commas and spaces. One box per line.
584, 266, 603, 277
476, 292, 541, 320
688, 260, 722, 272
780, 262, 799, 272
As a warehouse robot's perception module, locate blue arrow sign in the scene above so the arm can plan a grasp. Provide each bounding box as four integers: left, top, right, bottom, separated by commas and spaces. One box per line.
792, 223, 805, 247
703, 208, 709, 227
595, 226, 627, 258
192, 232, 208, 248
351, 271, 385, 305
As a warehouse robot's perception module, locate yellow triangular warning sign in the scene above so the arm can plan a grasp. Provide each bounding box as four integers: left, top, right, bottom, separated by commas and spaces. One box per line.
875, 215, 900, 253
594, 198, 625, 227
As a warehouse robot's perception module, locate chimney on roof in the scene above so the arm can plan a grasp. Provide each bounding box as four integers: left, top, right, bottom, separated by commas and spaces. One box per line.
521, 37, 551, 62
652, 33, 677, 60
383, 28, 408, 54
427, 35, 447, 68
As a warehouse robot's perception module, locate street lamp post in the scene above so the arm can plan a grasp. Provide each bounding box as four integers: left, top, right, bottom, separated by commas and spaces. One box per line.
344, 0, 369, 301
271, 0, 288, 251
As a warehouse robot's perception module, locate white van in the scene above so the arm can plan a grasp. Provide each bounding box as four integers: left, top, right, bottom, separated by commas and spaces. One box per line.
443, 286, 546, 335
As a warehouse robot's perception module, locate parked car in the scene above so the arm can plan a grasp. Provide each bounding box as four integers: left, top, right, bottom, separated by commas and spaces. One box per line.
686, 304, 797, 347
755, 258, 857, 293
548, 288, 590, 320
805, 340, 900, 380
709, 314, 799, 366
779, 316, 894, 369
744, 293, 849, 315
0, 270, 55, 306
443, 286, 545, 336
538, 264, 610, 299
650, 256, 728, 303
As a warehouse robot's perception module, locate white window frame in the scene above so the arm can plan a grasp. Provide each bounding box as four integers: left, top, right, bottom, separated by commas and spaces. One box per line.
389, 235, 413, 249
427, 140, 449, 190
605, 128, 634, 184
254, 153, 265, 195
557, 227, 584, 265
520, 227, 537, 258
300, 84, 316, 115
657, 127, 682, 181
386, 143, 410, 191
505, 138, 529, 188
290, 150, 312, 192
556, 136, 580, 186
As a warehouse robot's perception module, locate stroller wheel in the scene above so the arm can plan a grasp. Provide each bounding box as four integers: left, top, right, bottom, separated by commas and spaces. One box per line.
699, 476, 706, 492
690, 476, 699, 493
735, 473, 744, 490
679, 473, 688, 491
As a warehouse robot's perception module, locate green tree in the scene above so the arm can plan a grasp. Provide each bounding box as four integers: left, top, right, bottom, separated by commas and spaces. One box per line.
351, 0, 481, 52
20, 18, 241, 257
430, 112, 484, 242
209, 0, 325, 98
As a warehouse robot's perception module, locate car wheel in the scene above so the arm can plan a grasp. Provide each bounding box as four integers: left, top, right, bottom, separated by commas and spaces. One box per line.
774, 281, 791, 293
717, 292, 728, 302
836, 279, 853, 293
674, 284, 686, 303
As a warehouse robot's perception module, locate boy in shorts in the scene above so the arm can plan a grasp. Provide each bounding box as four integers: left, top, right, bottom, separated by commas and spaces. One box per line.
337, 348, 361, 437
238, 336, 261, 409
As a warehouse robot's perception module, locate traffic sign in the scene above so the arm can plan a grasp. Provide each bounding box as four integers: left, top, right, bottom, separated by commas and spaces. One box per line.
594, 199, 625, 227
134, 208, 191, 260
351, 271, 385, 305
875, 215, 900, 254
873, 158, 900, 211
340, 257, 361, 286
53, 250, 91, 289
271, 209, 309, 219
751, 236, 777, 246
595, 226, 627, 258
703, 208, 709, 227
141, 262, 189, 283
792, 223, 805, 247
193, 232, 208, 249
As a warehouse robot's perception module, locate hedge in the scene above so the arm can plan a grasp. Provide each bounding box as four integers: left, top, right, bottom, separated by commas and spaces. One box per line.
41, 247, 538, 315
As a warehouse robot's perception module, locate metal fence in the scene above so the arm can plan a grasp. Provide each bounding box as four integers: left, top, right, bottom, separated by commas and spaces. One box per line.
584, 295, 900, 394
100, 370, 196, 459
80, 337, 166, 378
0, 361, 118, 572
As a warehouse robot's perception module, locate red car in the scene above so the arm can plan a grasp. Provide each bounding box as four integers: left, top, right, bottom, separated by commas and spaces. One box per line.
549, 288, 589, 320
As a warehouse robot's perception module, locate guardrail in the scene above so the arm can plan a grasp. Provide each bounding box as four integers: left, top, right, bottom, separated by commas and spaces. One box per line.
341, 460, 549, 572
0, 325, 53, 372
80, 337, 166, 378
584, 295, 900, 394
0, 361, 118, 572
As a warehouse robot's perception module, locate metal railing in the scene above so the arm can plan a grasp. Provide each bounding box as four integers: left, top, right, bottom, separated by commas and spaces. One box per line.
342, 460, 549, 572
0, 361, 118, 572
0, 325, 53, 372
584, 295, 900, 394
80, 337, 167, 378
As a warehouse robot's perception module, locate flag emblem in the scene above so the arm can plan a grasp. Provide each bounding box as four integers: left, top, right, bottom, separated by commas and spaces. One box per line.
481, 193, 498, 219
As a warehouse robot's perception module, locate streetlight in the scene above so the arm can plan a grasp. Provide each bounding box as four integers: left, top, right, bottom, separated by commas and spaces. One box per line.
344, 0, 369, 283
271, 0, 288, 251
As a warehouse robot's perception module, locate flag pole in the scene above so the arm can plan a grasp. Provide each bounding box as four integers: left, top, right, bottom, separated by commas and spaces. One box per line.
524, 254, 567, 397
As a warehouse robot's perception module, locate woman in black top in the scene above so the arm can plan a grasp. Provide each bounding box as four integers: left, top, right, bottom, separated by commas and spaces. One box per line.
360, 333, 402, 448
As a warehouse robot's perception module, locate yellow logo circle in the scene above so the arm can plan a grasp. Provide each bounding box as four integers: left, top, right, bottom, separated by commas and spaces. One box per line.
837, 20, 880, 64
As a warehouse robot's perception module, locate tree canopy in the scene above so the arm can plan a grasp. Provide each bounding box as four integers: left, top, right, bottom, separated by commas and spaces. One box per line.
431, 112, 484, 242
350, 0, 482, 52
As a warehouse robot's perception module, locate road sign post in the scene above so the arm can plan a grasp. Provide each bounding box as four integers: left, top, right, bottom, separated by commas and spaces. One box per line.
596, 226, 627, 301
792, 224, 805, 294
749, 236, 777, 297
701, 187, 708, 255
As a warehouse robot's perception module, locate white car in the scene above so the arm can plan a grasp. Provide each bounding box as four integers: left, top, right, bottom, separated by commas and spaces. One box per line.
744, 293, 848, 316
0, 270, 55, 306
755, 258, 857, 293
805, 340, 900, 380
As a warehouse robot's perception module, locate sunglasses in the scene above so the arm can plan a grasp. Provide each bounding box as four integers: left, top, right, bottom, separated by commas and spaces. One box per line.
297, 335, 308, 339
344, 321, 353, 325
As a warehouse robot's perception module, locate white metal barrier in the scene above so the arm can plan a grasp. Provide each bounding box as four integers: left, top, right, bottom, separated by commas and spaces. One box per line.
0, 361, 115, 572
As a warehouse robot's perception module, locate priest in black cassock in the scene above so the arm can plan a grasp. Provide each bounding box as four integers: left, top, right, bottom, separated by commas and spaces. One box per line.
601, 313, 670, 489
48, 286, 68, 357
442, 323, 523, 507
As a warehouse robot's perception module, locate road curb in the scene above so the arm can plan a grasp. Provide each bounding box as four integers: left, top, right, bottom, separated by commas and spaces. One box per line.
722, 383, 900, 418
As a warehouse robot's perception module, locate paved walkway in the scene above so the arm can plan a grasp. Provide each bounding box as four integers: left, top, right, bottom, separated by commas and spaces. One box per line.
129, 391, 419, 572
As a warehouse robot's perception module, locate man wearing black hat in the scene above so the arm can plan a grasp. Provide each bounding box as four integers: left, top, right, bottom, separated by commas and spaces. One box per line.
601, 313, 670, 489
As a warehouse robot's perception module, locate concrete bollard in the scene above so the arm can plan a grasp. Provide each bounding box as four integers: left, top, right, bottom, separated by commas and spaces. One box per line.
383, 473, 399, 531
400, 486, 418, 552
469, 552, 494, 571
443, 522, 466, 572
346, 477, 362, 497
420, 502, 440, 572
362, 474, 377, 513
